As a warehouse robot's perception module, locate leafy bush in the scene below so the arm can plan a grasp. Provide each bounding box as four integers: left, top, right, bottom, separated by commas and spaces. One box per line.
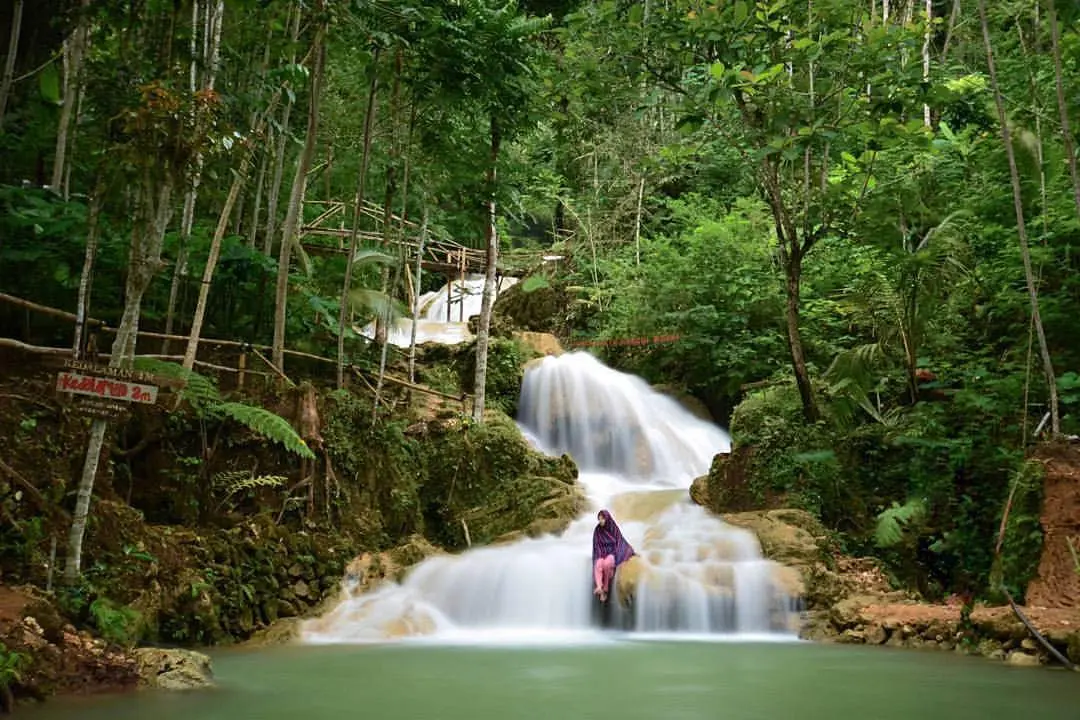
89, 597, 143, 646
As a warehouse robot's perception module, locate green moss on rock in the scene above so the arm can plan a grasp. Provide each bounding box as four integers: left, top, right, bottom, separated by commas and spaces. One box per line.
418, 411, 583, 549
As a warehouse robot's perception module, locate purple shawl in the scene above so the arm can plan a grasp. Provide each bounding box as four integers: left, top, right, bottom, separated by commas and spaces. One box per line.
592, 509, 635, 566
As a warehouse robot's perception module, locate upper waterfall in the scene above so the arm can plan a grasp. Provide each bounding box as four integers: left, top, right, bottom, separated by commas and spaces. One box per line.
518, 352, 730, 483
359, 274, 518, 348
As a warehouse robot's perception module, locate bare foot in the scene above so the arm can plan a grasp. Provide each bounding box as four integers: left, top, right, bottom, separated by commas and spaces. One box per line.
599, 592, 608, 603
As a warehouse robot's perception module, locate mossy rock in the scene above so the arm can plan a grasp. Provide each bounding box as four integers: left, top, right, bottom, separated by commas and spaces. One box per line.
491, 276, 568, 334
420, 411, 583, 549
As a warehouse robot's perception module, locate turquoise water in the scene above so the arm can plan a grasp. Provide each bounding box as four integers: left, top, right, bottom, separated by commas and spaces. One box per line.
23, 640, 1080, 719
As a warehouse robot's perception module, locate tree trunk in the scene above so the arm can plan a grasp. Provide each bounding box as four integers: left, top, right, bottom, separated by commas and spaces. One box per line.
761, 158, 819, 422
51, 0, 89, 191
0, 0, 23, 131
182, 137, 265, 370
922, 0, 932, 127
472, 117, 502, 423
263, 3, 302, 256
272, 7, 326, 371
247, 140, 269, 248
163, 0, 223, 352
408, 206, 428, 385
782, 249, 818, 421
978, 0, 1060, 436
336, 46, 381, 388
1047, 0, 1080, 222
162, 190, 196, 352
66, 175, 176, 584
73, 178, 104, 359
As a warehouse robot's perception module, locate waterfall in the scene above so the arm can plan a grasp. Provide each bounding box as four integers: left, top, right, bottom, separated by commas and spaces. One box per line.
358, 274, 518, 348
302, 352, 800, 644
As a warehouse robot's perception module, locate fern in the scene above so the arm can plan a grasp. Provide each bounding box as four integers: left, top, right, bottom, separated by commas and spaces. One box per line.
213, 470, 288, 503
133, 357, 221, 409
875, 499, 927, 548
216, 402, 315, 459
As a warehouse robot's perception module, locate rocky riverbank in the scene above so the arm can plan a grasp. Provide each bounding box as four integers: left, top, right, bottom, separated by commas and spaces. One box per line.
698, 505, 1080, 668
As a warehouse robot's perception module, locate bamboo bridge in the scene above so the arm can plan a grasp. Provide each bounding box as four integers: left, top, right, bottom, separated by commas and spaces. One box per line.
299, 199, 558, 278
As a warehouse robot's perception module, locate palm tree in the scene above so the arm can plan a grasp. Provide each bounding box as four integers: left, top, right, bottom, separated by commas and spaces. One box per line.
835, 212, 970, 407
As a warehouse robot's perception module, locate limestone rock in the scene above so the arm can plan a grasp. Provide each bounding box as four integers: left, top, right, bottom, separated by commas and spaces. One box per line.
1006, 651, 1041, 667
615, 556, 649, 609
133, 648, 214, 690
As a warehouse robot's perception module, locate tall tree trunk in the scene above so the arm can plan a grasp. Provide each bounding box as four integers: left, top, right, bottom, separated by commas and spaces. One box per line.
336, 46, 381, 388
51, 0, 89, 192
922, 0, 932, 127
262, 2, 302, 256
182, 118, 271, 369
272, 6, 326, 371
978, 0, 1060, 436
73, 177, 104, 359
0, 0, 23, 131
760, 159, 819, 422
472, 116, 502, 423
66, 174, 176, 584
163, 0, 224, 352
1047, 0, 1080, 222
408, 206, 428, 385
247, 142, 269, 248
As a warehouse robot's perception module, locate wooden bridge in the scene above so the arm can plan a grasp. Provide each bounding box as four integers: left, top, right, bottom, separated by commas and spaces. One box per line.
299, 200, 553, 277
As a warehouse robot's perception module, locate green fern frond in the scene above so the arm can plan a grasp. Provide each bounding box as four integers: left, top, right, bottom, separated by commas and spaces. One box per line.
212, 470, 288, 497
875, 499, 927, 548
132, 357, 221, 408
216, 402, 315, 459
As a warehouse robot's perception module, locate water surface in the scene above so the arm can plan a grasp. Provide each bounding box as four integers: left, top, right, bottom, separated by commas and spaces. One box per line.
24, 640, 1079, 720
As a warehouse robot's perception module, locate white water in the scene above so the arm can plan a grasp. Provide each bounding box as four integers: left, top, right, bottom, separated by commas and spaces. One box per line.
358, 274, 518, 348
303, 351, 800, 645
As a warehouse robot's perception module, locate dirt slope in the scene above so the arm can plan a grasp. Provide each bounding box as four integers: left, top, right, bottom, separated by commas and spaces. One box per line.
1025, 442, 1080, 609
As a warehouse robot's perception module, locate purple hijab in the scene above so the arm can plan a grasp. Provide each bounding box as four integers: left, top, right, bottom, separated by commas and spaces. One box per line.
592, 509, 635, 566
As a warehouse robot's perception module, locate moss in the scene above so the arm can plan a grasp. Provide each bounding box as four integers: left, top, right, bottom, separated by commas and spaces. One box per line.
322, 390, 425, 546
419, 411, 582, 549
457, 337, 537, 416
491, 276, 568, 334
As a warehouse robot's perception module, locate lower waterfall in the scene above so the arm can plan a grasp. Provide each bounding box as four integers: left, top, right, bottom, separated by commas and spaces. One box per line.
302, 352, 799, 644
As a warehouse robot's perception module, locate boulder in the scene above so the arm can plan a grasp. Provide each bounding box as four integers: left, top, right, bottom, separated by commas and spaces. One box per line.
614, 556, 649, 609
133, 648, 214, 690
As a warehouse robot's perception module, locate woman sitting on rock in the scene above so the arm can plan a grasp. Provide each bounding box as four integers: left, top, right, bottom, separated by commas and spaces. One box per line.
592, 509, 635, 603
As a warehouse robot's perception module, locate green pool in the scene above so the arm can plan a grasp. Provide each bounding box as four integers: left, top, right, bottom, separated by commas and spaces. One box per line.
22, 640, 1080, 719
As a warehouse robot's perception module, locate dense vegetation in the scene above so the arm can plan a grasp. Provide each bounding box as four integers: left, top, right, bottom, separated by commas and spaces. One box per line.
1, 0, 1079, 640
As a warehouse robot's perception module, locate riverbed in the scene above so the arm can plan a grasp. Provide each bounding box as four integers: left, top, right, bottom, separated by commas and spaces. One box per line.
22, 638, 1079, 719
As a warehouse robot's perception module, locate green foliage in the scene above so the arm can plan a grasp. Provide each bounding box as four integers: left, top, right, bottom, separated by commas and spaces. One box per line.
216, 402, 315, 460
459, 337, 536, 416
992, 460, 1046, 602
212, 470, 288, 511
875, 499, 928, 549
133, 359, 314, 460
88, 598, 143, 647
0, 642, 28, 691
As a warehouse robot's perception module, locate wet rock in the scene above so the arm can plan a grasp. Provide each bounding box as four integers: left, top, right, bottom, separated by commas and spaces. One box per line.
614, 557, 649, 609
292, 580, 311, 599
133, 648, 214, 690
865, 623, 888, 645
1006, 651, 1041, 667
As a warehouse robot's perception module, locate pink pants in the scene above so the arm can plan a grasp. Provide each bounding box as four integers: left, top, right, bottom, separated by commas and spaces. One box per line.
594, 555, 615, 594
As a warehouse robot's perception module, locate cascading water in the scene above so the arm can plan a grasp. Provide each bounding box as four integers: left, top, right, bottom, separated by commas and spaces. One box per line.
302, 351, 800, 644
358, 274, 518, 348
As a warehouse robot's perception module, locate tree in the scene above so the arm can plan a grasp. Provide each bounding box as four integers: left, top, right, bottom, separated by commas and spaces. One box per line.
649, 0, 926, 420
977, 0, 1060, 436
272, 1, 328, 371
65, 37, 226, 582
0, 0, 24, 131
